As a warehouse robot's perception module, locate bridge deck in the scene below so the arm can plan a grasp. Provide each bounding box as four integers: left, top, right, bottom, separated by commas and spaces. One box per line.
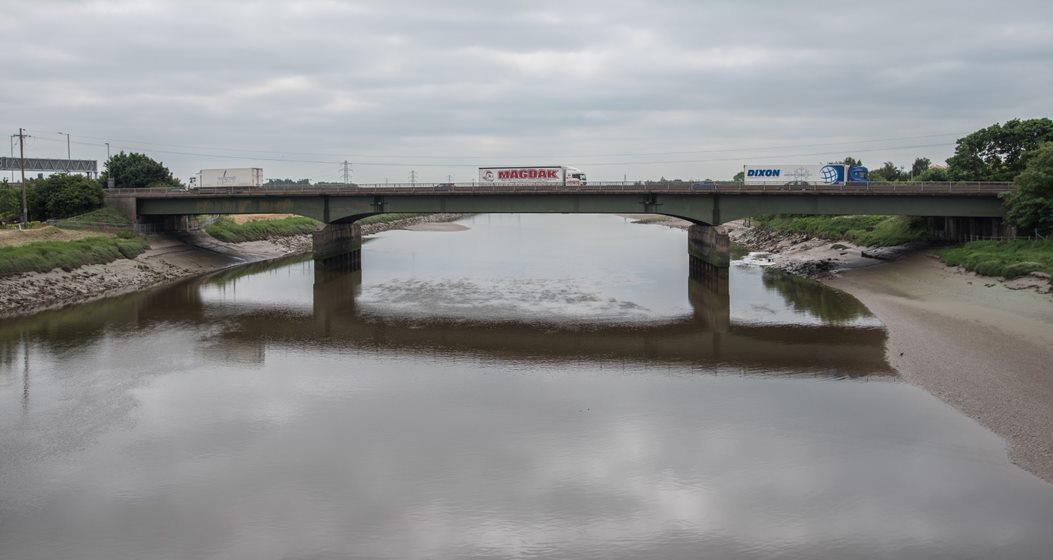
107, 181, 1011, 198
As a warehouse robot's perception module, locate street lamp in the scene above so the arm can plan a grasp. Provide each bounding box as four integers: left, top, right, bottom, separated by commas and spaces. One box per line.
57, 131, 71, 172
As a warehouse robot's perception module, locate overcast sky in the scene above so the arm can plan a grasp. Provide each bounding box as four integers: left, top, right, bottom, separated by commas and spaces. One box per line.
2, 0, 1051, 183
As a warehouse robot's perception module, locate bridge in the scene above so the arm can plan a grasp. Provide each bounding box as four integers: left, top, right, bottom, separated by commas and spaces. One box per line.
105, 181, 1013, 280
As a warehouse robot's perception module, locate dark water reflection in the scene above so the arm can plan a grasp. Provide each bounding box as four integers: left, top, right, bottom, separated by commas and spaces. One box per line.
2, 214, 1052, 559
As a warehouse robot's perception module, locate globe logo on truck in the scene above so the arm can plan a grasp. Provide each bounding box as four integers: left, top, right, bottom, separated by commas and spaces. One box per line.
820, 165, 840, 184
482, 170, 495, 182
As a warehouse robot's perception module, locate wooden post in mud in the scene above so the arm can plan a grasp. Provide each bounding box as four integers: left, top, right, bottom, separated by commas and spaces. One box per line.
313, 223, 362, 271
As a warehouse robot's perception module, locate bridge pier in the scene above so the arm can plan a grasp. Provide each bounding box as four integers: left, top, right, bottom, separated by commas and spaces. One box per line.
688, 224, 731, 286
313, 223, 362, 271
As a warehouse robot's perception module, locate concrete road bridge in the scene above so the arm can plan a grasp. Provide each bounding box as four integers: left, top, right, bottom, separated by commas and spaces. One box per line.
105, 181, 1013, 281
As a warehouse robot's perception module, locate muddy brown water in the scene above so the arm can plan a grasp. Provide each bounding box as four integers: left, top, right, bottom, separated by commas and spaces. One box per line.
2, 214, 1052, 559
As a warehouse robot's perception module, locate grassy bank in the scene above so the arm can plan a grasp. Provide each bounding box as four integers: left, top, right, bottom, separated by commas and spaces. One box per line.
53, 206, 132, 229
750, 215, 927, 247
205, 216, 320, 243
0, 234, 149, 276
938, 239, 1053, 278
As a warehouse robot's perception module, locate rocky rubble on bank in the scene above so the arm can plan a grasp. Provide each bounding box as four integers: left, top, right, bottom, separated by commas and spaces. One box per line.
724, 220, 883, 278
724, 220, 1052, 293
357, 213, 466, 235
0, 253, 208, 318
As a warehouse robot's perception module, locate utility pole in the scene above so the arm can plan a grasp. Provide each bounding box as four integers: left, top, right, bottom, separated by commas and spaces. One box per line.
18, 128, 28, 224
409, 170, 417, 186
447, 174, 453, 184
341, 160, 352, 185
105, 142, 111, 159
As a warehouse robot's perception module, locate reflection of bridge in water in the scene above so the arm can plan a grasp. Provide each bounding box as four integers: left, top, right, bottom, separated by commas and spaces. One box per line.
287, 269, 890, 376
0, 260, 893, 379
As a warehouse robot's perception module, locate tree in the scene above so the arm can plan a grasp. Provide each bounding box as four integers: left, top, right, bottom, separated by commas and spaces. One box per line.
947, 118, 1053, 181
0, 185, 20, 221
265, 178, 311, 186
869, 161, 906, 182
841, 157, 863, 168
99, 152, 181, 189
910, 157, 931, 178
27, 174, 104, 219
1003, 142, 1053, 234
732, 171, 744, 183
914, 166, 950, 181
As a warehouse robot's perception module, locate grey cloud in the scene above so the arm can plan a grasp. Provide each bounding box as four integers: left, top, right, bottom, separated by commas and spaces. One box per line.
2, 0, 1051, 182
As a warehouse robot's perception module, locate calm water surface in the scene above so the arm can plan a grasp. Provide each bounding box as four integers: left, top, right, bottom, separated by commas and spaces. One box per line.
2, 214, 1052, 559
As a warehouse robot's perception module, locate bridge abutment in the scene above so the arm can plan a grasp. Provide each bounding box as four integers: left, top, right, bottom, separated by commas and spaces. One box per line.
923, 216, 1014, 241
313, 223, 362, 271
688, 224, 731, 285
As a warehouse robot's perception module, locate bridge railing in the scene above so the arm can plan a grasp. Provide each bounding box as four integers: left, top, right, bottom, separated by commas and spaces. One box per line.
105, 181, 1013, 197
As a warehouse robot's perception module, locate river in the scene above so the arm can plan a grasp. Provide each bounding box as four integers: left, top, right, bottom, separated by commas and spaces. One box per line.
2, 214, 1052, 559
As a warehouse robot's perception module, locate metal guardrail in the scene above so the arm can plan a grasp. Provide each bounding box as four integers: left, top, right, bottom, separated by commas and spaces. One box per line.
105, 181, 1014, 197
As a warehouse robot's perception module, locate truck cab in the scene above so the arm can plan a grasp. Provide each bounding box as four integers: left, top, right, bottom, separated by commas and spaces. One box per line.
565, 167, 587, 186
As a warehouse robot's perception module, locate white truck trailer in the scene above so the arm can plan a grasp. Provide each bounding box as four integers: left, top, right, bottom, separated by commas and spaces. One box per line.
190, 168, 263, 189
742, 164, 870, 186
478, 166, 587, 186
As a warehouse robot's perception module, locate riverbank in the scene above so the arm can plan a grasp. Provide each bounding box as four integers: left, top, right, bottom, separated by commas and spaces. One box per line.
824, 254, 1053, 483
711, 217, 1053, 483
0, 213, 467, 319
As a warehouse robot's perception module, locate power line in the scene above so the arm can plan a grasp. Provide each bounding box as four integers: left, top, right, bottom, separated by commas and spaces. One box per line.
14, 128, 961, 170
23, 127, 966, 161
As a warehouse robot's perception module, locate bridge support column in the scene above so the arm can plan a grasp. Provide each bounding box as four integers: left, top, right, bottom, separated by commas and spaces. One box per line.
688, 224, 730, 285
313, 223, 362, 271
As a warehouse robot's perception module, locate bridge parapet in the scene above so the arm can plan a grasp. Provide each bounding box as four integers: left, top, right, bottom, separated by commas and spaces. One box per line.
105, 180, 1013, 198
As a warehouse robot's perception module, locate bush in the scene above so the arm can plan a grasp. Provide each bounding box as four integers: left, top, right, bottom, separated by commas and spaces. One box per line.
938, 239, 1053, 278
0, 235, 150, 276
205, 216, 319, 243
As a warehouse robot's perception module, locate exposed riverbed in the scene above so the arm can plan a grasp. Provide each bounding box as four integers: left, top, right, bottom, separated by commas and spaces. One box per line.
2, 214, 1052, 559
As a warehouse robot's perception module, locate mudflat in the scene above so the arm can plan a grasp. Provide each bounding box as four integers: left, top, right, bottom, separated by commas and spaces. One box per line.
824, 253, 1053, 483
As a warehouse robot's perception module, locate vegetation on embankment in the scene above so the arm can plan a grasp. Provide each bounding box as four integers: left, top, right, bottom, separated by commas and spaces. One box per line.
355, 213, 421, 225
0, 232, 149, 277
205, 216, 320, 242
52, 206, 132, 228
749, 215, 927, 247
938, 240, 1053, 279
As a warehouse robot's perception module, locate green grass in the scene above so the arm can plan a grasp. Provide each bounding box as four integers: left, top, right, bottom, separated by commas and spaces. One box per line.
938, 239, 1053, 278
54, 206, 132, 228
205, 216, 320, 243
750, 215, 927, 247
0, 235, 149, 276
